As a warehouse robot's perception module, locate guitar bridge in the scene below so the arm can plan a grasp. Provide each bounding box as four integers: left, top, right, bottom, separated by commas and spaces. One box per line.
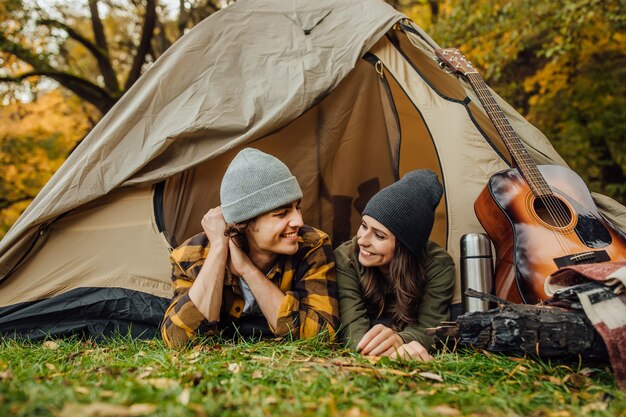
553, 250, 610, 268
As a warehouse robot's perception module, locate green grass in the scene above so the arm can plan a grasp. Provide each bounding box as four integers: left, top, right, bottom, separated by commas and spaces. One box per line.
0, 334, 624, 417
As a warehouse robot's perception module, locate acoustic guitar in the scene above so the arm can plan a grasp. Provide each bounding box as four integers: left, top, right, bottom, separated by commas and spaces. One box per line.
436, 48, 626, 304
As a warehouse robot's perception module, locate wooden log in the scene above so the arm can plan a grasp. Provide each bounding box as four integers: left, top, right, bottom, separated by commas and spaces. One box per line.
428, 298, 608, 360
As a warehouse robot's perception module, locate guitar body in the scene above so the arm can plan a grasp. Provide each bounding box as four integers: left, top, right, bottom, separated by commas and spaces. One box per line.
475, 164, 626, 304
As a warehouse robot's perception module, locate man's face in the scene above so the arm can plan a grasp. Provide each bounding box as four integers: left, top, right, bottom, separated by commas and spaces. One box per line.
245, 200, 303, 256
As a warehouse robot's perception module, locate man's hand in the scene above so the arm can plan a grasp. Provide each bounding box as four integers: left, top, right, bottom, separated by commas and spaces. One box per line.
188, 207, 229, 323
228, 239, 255, 278
389, 341, 433, 362
201, 207, 229, 249
356, 324, 404, 357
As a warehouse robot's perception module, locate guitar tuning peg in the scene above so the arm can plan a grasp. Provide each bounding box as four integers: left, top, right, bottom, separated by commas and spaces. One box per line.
437, 61, 454, 74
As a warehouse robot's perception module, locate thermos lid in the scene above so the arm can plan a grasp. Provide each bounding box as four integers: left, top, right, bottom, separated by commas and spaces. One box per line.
460, 233, 492, 257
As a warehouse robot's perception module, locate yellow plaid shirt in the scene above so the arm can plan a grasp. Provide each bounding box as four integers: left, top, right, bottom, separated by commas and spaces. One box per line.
161, 225, 339, 347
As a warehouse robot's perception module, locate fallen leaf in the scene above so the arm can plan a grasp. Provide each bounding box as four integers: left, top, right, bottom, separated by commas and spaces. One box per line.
341, 366, 377, 375
340, 406, 371, 417
581, 401, 608, 413
545, 376, 562, 385
189, 403, 208, 417
43, 341, 59, 350
128, 404, 157, 415
170, 353, 180, 365
415, 389, 437, 395
252, 370, 263, 379
55, 402, 156, 417
419, 372, 444, 382
0, 370, 13, 381
381, 369, 412, 377
178, 388, 191, 406
45, 363, 57, 371
363, 356, 381, 365
264, 396, 278, 405
507, 363, 527, 377
547, 411, 572, 417
227, 363, 241, 373
143, 378, 178, 389
431, 405, 460, 416
99, 390, 115, 398
331, 358, 357, 366
74, 386, 90, 395
563, 373, 586, 389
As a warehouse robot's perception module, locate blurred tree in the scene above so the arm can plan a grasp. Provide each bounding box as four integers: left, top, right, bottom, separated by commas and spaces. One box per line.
0, 0, 226, 115
0, 0, 227, 238
0, 89, 98, 235
428, 0, 626, 203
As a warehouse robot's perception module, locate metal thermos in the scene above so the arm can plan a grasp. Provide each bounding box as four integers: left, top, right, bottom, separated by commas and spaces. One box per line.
460, 233, 494, 313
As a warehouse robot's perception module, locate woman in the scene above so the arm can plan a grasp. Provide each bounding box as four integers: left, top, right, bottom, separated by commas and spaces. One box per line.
335, 170, 455, 361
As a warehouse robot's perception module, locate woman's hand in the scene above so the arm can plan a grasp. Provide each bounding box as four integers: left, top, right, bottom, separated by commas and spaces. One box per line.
201, 207, 229, 249
389, 341, 433, 362
356, 324, 404, 357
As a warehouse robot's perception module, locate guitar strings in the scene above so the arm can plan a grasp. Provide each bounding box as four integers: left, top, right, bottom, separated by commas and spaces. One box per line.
468, 73, 578, 255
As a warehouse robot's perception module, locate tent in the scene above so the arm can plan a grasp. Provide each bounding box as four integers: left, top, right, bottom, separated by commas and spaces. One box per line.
2, 0, 626, 339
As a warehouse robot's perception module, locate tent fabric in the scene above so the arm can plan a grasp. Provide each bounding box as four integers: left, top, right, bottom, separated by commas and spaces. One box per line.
2, 0, 626, 339
0, 0, 403, 278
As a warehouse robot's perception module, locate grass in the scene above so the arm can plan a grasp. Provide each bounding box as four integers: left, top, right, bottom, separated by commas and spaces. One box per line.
0, 334, 624, 417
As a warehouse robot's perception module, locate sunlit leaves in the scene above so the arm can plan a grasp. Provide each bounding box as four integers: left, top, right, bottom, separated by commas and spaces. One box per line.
429, 0, 626, 203
0, 89, 97, 237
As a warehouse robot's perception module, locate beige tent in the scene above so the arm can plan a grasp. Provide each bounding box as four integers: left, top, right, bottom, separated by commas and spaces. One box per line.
1, 0, 625, 338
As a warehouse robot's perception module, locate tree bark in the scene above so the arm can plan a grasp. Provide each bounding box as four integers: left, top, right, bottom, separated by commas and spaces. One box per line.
124, 0, 157, 90
87, 0, 119, 94
428, 301, 608, 360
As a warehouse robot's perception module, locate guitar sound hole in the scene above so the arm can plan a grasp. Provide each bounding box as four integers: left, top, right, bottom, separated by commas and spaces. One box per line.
533, 196, 572, 228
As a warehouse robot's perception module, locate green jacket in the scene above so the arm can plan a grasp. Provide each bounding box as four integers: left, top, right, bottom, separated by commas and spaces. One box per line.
335, 237, 455, 351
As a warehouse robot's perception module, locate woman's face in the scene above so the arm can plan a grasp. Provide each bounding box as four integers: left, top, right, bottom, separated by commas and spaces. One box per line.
356, 215, 396, 268
245, 200, 304, 256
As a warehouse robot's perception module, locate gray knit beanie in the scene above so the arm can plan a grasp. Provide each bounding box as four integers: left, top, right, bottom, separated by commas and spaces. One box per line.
220, 148, 303, 224
362, 170, 443, 257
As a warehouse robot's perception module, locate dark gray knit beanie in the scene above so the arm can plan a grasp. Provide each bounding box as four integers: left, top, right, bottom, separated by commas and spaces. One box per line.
220, 148, 303, 224
362, 170, 443, 257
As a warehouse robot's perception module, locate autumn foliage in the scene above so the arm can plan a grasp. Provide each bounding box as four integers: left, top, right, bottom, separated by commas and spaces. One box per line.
1, 0, 625, 239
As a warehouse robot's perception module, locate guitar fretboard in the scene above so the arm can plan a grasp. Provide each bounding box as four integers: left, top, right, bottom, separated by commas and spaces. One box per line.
466, 72, 552, 197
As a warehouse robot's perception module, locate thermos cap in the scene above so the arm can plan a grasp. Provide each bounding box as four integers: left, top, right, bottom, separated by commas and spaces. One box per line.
460, 233, 492, 257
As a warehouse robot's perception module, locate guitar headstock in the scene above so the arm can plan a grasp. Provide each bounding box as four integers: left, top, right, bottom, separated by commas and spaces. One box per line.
435, 48, 478, 76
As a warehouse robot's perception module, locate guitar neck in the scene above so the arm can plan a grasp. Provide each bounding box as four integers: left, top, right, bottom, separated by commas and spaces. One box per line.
466, 72, 551, 197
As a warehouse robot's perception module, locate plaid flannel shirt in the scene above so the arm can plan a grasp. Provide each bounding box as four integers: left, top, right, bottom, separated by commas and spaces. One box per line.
161, 225, 339, 347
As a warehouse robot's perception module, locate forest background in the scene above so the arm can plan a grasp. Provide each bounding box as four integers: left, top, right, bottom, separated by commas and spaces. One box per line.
1, 0, 625, 239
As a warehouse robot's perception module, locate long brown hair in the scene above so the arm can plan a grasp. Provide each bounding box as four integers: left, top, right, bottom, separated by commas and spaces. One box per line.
358, 241, 426, 331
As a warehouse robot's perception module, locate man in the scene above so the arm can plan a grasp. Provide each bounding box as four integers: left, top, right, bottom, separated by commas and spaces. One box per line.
161, 148, 339, 347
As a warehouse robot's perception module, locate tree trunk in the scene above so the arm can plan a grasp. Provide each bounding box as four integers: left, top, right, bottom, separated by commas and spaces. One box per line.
428, 302, 608, 360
